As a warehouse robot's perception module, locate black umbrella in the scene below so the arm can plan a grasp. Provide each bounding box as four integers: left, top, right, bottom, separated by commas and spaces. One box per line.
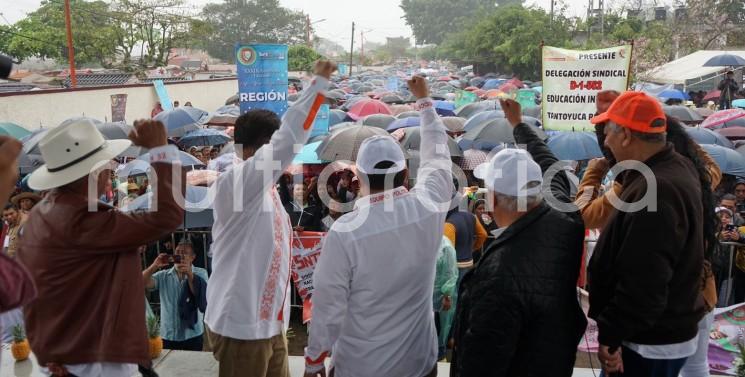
703, 54, 745, 67
316, 125, 390, 161
381, 94, 404, 104
663, 105, 704, 124
398, 127, 462, 157
461, 118, 547, 149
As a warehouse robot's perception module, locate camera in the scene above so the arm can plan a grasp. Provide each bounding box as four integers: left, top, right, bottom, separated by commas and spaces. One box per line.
726, 224, 736, 232
0, 55, 12, 80
158, 254, 183, 264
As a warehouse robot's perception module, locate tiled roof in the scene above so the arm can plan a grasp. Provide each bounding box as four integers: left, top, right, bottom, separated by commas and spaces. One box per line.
0, 83, 37, 93
63, 73, 133, 87
139, 77, 189, 83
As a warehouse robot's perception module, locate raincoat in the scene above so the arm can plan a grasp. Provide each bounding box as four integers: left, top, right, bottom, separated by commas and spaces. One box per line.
434, 236, 458, 352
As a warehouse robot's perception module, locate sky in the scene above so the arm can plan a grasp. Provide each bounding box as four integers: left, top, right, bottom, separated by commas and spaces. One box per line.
3, 0, 650, 46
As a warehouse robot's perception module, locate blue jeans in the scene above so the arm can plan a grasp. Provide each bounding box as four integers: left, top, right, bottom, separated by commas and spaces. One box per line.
600, 346, 688, 377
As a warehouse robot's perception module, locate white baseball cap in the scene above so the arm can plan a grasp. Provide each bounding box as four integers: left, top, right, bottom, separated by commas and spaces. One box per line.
356, 135, 406, 175
473, 148, 543, 196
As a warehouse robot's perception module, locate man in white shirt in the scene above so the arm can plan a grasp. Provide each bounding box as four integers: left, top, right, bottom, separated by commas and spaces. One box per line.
304, 76, 452, 377
204, 60, 335, 377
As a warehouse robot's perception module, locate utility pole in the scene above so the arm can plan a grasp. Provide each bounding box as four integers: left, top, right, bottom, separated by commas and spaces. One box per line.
306, 14, 311, 47
599, 0, 605, 41
64, 0, 77, 88
550, 0, 554, 25
349, 22, 355, 76
360, 30, 364, 66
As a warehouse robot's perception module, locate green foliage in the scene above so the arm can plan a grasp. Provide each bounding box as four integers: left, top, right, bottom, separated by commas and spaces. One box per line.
288, 45, 323, 72
5, 0, 118, 65
11, 324, 25, 343
442, 5, 572, 80
147, 315, 160, 338
200, 0, 306, 63
400, 0, 508, 45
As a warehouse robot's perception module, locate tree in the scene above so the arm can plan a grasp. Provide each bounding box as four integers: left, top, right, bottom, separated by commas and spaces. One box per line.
6, 0, 118, 66
400, 0, 507, 45
441, 5, 573, 80
288, 45, 323, 72
678, 0, 745, 51
200, 0, 307, 63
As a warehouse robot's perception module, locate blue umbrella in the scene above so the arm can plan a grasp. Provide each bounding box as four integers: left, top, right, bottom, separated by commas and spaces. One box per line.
684, 127, 734, 148
703, 54, 745, 67
329, 109, 347, 126
119, 151, 205, 176
154, 107, 209, 137
546, 132, 603, 161
482, 79, 504, 90
733, 99, 745, 109
293, 141, 328, 164
701, 144, 745, 176
387, 117, 421, 131
532, 86, 543, 93
178, 128, 232, 148
469, 77, 485, 88
464, 110, 505, 132
434, 101, 456, 112
658, 89, 689, 101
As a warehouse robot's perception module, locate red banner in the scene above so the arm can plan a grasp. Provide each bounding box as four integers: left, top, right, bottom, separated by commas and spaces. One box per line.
291, 231, 325, 323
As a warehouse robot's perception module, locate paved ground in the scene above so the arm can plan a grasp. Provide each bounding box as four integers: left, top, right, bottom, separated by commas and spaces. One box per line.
0, 345, 603, 376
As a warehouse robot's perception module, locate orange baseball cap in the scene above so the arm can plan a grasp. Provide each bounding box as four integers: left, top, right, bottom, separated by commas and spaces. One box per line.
590, 91, 667, 134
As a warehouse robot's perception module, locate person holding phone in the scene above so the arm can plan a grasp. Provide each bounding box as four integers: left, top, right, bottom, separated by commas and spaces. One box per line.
143, 239, 208, 351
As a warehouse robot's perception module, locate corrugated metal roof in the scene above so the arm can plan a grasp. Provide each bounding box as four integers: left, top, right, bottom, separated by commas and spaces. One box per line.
0, 83, 37, 93
139, 77, 189, 83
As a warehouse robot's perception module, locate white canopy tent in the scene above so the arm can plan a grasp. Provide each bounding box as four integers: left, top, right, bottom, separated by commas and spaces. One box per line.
643, 50, 745, 88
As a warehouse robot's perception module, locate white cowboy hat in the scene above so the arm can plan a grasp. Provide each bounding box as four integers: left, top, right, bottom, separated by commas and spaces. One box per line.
28, 119, 131, 191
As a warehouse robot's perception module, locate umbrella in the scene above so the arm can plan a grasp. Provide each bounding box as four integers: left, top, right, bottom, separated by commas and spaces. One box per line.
532, 86, 543, 93
207, 105, 240, 126
695, 108, 715, 118
292, 141, 328, 164
97, 122, 142, 157
325, 91, 345, 101
704, 90, 721, 101
733, 99, 745, 109
716, 127, 745, 140
398, 127, 462, 157
684, 127, 734, 148
657, 89, 689, 101
464, 110, 505, 132
381, 94, 404, 104
701, 144, 745, 176
346, 99, 392, 121
485, 89, 503, 99
225, 93, 239, 105
153, 107, 209, 137
118, 151, 204, 176
522, 105, 542, 119
97, 122, 133, 140
441, 117, 466, 133
18, 152, 44, 175
329, 109, 347, 126
178, 128, 232, 148
389, 104, 414, 116
21, 128, 49, 155
387, 117, 421, 132
59, 117, 103, 127
396, 111, 420, 119
461, 118, 547, 149
455, 149, 489, 170
469, 77, 485, 88
464, 86, 479, 92
546, 132, 604, 161
437, 76, 452, 82
703, 54, 745, 67
434, 101, 456, 112
361, 114, 396, 129
721, 117, 745, 129
122, 185, 213, 229
701, 109, 745, 129
456, 100, 500, 119
316, 125, 390, 161
662, 105, 703, 124
482, 79, 504, 90
0, 122, 31, 140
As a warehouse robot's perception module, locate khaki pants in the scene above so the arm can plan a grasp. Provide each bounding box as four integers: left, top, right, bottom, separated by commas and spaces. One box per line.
206, 326, 290, 377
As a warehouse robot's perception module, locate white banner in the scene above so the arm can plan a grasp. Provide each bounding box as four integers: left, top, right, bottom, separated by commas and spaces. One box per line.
542, 45, 633, 131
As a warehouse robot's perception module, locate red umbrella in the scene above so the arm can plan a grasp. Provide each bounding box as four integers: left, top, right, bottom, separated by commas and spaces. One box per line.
346, 99, 393, 121
498, 83, 519, 93
437, 76, 452, 82
465, 86, 479, 92
701, 109, 745, 129
505, 78, 524, 88
716, 127, 745, 140
704, 90, 721, 101
473, 89, 487, 98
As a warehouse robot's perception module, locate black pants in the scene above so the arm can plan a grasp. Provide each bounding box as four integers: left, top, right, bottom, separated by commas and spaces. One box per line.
163, 334, 203, 351
721, 99, 732, 110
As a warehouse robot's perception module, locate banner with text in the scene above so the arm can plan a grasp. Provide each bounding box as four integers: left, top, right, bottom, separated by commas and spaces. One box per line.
236, 43, 289, 117
291, 231, 325, 323
542, 45, 632, 131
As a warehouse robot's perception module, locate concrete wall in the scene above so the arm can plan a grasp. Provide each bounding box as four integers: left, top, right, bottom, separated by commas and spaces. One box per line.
0, 78, 239, 130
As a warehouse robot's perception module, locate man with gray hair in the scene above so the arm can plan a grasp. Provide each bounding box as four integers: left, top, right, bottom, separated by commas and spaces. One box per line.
451, 99, 586, 377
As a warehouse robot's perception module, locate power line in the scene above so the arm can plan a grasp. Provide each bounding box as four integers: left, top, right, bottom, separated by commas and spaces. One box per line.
0, 28, 63, 48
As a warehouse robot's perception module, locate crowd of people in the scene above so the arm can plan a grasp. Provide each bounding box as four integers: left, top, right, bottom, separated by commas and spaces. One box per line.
0, 57, 744, 377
